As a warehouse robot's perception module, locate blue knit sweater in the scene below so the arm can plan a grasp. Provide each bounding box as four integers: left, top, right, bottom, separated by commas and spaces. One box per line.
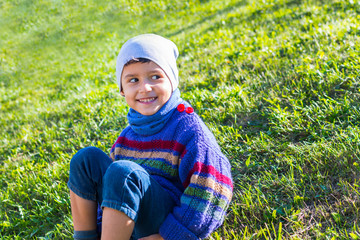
110, 101, 233, 239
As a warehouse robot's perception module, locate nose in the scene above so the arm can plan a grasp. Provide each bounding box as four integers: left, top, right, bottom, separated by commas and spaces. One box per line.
139, 79, 152, 93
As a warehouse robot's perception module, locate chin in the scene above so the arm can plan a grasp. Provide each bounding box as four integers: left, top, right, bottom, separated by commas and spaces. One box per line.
138, 110, 155, 116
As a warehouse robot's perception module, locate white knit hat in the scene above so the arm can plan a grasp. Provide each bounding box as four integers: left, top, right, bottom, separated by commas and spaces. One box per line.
116, 34, 179, 92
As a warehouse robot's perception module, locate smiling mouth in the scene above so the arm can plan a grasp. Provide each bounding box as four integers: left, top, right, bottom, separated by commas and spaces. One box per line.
138, 97, 157, 103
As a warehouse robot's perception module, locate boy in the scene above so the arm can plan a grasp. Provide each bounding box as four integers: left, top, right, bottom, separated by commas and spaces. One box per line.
68, 34, 233, 240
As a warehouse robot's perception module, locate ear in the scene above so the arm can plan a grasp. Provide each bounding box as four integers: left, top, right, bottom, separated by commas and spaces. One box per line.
120, 90, 125, 97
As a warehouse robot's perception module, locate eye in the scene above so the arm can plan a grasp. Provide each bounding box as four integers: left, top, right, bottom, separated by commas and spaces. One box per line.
151, 75, 161, 80
129, 78, 138, 83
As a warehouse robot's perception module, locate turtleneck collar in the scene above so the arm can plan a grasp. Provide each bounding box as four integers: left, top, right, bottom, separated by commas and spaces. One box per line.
127, 89, 183, 136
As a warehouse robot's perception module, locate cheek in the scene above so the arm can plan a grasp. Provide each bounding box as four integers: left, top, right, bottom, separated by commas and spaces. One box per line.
121, 85, 135, 97
161, 87, 172, 102
163, 81, 173, 99
124, 94, 134, 105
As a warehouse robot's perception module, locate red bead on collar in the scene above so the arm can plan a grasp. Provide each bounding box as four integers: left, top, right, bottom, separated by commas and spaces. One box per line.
177, 104, 185, 112
185, 107, 194, 114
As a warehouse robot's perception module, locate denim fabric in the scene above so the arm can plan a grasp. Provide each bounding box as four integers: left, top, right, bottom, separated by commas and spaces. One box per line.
68, 147, 176, 239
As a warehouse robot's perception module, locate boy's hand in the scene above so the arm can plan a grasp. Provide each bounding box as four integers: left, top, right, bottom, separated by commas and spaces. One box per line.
139, 234, 164, 240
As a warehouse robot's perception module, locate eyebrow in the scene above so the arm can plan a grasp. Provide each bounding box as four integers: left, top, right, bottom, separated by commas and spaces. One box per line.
149, 70, 163, 75
123, 73, 137, 79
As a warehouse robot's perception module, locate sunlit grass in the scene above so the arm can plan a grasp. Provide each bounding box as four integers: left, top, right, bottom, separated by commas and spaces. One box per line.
1, 0, 360, 239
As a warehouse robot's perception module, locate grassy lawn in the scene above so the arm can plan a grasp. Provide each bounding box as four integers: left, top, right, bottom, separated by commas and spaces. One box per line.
1, 0, 360, 239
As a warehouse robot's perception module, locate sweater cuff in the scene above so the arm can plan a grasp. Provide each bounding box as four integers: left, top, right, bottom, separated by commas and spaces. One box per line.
159, 214, 199, 240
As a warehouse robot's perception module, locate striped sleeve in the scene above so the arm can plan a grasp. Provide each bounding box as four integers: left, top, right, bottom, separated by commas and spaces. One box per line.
159, 134, 233, 239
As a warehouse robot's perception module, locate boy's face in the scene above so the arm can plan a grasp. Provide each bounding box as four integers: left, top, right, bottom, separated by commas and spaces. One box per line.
121, 61, 172, 116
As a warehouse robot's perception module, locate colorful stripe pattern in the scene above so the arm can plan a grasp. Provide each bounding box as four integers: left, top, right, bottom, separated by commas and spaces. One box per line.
111, 136, 186, 178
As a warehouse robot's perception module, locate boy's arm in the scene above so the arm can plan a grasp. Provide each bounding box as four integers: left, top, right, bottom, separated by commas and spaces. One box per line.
159, 137, 233, 240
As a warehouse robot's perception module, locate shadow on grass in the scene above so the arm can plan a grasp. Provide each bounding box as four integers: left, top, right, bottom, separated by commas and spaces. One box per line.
165, 0, 247, 38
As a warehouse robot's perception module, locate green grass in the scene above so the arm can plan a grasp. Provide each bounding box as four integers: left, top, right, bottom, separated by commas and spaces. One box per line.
1, 0, 360, 239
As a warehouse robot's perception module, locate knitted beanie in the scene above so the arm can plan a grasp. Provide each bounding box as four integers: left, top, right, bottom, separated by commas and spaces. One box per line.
116, 34, 179, 92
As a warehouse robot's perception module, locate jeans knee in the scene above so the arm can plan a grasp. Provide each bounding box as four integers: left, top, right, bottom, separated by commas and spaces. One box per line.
103, 161, 147, 188
70, 147, 103, 169
102, 161, 149, 214
105, 160, 143, 177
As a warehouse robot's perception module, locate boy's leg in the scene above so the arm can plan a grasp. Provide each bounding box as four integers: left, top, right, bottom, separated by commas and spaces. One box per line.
101, 160, 176, 239
101, 207, 135, 240
67, 147, 113, 234
70, 190, 98, 231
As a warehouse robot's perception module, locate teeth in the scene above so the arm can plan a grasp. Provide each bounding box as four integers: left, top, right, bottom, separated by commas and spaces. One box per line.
139, 97, 156, 103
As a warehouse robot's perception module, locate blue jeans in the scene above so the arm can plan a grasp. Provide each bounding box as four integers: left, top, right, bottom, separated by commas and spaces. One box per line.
67, 147, 176, 239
